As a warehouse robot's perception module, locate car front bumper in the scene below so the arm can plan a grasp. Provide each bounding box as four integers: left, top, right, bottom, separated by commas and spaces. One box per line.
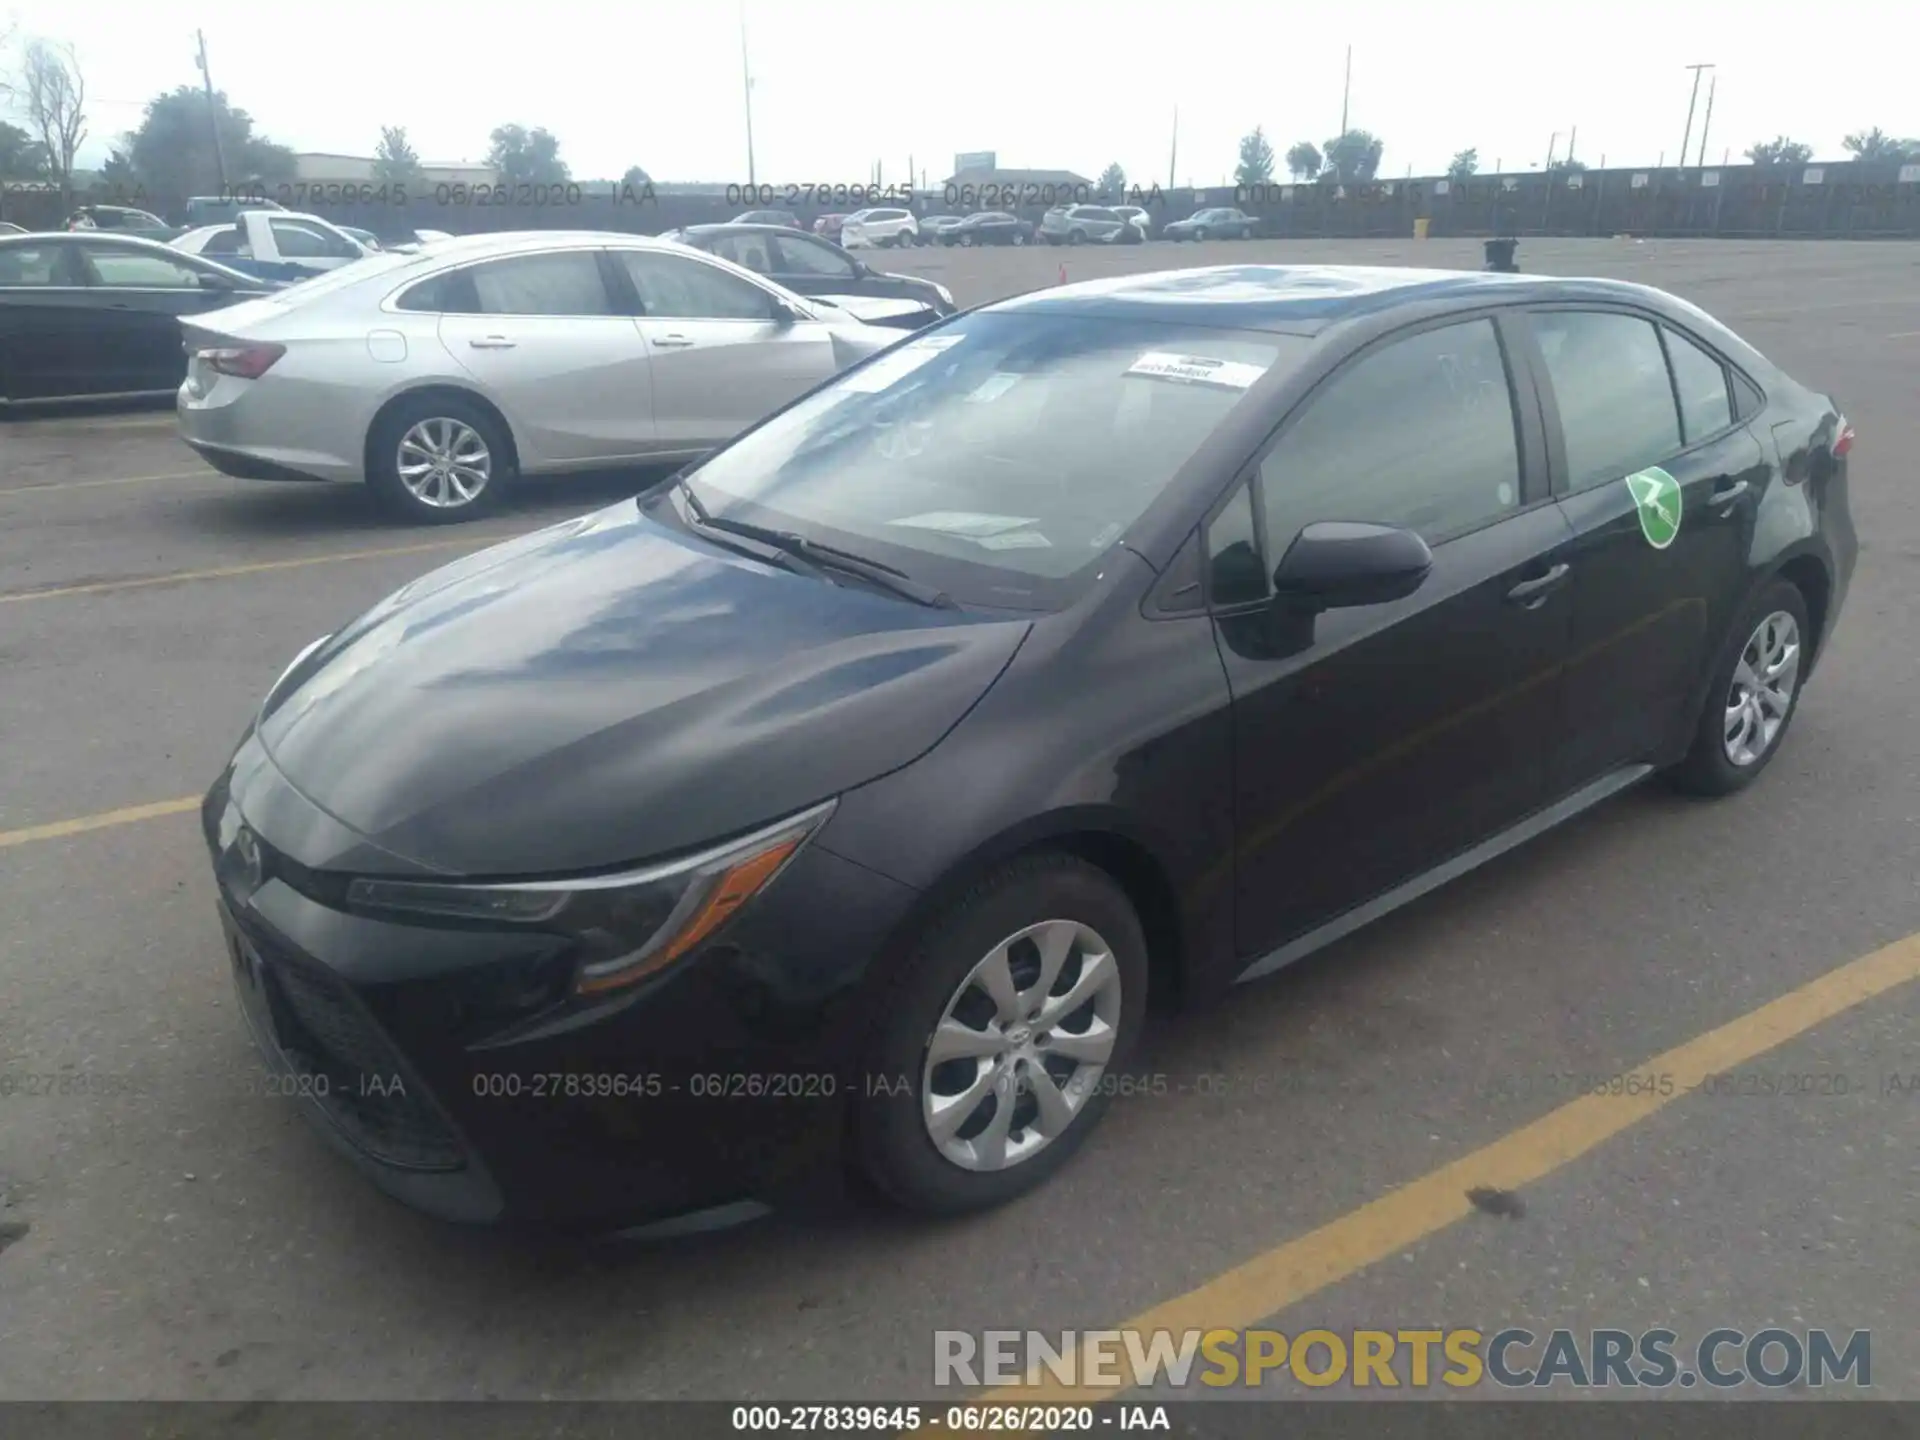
202, 740, 921, 1232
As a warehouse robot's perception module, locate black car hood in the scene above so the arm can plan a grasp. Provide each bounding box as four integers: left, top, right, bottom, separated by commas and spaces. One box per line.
251, 501, 1030, 877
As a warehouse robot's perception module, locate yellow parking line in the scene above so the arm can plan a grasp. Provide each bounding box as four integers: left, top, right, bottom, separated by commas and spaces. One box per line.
0, 534, 504, 604
0, 796, 201, 851
0, 469, 220, 495
945, 927, 1920, 1419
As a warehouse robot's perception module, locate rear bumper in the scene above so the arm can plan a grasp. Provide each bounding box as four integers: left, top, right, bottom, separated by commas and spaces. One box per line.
186, 440, 336, 483
176, 375, 369, 485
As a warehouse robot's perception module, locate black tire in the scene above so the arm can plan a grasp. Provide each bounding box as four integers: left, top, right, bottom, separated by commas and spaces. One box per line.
1664, 578, 1812, 797
1011, 230, 1026, 246
959, 231, 974, 247
1194, 226, 1210, 242
1068, 229, 1085, 245
853, 853, 1149, 1216
365, 393, 513, 524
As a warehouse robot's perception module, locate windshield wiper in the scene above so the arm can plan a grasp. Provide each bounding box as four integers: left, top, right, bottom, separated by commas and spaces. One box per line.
679, 479, 955, 609
676, 480, 831, 583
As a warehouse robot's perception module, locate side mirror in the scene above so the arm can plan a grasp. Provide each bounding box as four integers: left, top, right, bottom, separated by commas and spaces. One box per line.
1272, 521, 1432, 610
771, 298, 806, 325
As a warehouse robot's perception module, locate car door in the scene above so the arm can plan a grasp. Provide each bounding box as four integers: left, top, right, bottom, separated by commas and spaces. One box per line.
72, 241, 241, 392
433, 247, 659, 468
611, 247, 841, 452
768, 231, 872, 301
0, 239, 98, 400
1520, 307, 1763, 792
1213, 313, 1576, 970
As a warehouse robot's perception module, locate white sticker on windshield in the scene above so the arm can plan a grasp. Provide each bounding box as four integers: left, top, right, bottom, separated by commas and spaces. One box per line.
1126, 351, 1268, 390
974, 530, 1053, 551
967, 372, 1023, 403
888, 511, 1040, 538
839, 334, 966, 393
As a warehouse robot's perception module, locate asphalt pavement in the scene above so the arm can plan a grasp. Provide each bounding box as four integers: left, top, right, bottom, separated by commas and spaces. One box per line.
1, 237, 1917, 1406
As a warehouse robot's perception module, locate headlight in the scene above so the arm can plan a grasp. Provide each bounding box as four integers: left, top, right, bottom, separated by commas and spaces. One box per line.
345, 799, 836, 996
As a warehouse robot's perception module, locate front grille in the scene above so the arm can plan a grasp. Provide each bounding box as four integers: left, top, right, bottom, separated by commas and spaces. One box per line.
258, 949, 466, 1172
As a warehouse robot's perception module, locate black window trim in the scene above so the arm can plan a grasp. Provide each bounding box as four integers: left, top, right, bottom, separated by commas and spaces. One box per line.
1201, 305, 1547, 614
1655, 321, 1742, 449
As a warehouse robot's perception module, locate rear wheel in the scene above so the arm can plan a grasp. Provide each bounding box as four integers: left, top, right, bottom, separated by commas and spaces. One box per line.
959, 231, 975, 247
1011, 230, 1026, 246
1665, 579, 1810, 796
854, 854, 1148, 1215
1194, 226, 1210, 242
1068, 229, 1086, 245
366, 395, 513, 524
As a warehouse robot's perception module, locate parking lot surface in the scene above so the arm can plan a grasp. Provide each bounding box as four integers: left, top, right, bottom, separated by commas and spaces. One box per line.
2, 237, 1918, 1403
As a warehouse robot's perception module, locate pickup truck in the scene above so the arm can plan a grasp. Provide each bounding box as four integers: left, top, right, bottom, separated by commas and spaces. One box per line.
67, 204, 183, 242
169, 209, 372, 282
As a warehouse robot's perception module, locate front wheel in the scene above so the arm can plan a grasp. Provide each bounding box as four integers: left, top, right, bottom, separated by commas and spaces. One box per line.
1011, 230, 1026, 246
1664, 579, 1811, 796
1068, 230, 1086, 245
1194, 226, 1210, 242
365, 395, 513, 523
959, 231, 974, 247
854, 854, 1148, 1215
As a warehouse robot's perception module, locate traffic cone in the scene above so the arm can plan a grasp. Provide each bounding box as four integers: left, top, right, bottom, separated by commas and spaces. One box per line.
1057, 262, 1067, 286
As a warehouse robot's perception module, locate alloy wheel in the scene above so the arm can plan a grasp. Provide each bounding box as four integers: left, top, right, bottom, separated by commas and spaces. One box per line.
397, 417, 492, 509
920, 919, 1122, 1172
1723, 610, 1800, 767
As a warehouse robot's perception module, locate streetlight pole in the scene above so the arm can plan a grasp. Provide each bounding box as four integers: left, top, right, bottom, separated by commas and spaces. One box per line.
740, 3, 757, 189
1339, 46, 1352, 136
1696, 74, 1717, 167
1545, 132, 1561, 169
195, 29, 228, 191
1679, 63, 1713, 172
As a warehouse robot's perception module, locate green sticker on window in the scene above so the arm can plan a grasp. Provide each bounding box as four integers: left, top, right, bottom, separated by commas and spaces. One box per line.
1624, 466, 1682, 550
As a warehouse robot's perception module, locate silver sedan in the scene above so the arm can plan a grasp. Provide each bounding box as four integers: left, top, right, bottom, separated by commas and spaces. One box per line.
176, 231, 902, 522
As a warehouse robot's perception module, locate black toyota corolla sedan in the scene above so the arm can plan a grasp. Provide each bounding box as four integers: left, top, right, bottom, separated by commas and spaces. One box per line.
204, 264, 1855, 1232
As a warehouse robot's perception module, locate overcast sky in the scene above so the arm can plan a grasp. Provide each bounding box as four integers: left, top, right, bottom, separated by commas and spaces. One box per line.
3, 0, 1914, 186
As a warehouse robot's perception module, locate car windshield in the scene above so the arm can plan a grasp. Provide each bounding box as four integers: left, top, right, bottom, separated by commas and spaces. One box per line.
681, 312, 1309, 609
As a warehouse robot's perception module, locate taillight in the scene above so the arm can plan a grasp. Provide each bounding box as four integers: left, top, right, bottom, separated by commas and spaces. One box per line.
1832, 420, 1855, 458
201, 343, 285, 379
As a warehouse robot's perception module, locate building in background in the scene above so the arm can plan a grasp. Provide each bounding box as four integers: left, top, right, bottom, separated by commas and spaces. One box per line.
292, 153, 499, 188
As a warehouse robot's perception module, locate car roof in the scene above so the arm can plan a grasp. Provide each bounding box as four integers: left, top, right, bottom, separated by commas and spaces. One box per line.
989, 263, 1670, 334
388, 229, 694, 261
678, 223, 804, 238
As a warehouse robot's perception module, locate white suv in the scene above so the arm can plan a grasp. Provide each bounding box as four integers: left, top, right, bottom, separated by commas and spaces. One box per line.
841, 208, 918, 249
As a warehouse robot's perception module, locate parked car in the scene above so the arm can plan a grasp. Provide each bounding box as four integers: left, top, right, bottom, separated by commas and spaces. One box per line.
662, 223, 954, 329
916, 215, 967, 245
183, 195, 290, 227
66, 205, 179, 241
1163, 207, 1258, 241
1039, 205, 1140, 245
946, 211, 1034, 247
813, 213, 849, 242
840, 207, 918, 249
734, 209, 802, 229
0, 222, 26, 236
201, 262, 1854, 1230
1112, 204, 1154, 239
0, 233, 273, 404
176, 231, 902, 522
338, 225, 383, 251
172, 210, 372, 283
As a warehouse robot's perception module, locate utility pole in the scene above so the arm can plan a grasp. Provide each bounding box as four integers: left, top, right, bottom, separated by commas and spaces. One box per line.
1679, 63, 1713, 172
1339, 46, 1352, 137
739, 3, 757, 189
1545, 132, 1561, 169
1567, 125, 1578, 164
195, 30, 228, 191
1696, 74, 1716, 167
1168, 106, 1179, 192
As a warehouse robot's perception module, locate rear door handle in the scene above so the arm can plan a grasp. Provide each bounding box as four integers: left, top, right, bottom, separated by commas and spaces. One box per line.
468, 335, 516, 350
1505, 562, 1571, 608
652, 333, 695, 348
1710, 479, 1750, 510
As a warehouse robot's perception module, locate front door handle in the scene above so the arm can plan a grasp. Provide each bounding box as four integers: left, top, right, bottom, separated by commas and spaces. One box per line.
652, 333, 695, 348
1505, 562, 1571, 608
467, 335, 516, 350
1710, 478, 1750, 510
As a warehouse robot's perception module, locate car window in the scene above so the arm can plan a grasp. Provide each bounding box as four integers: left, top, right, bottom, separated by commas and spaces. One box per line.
202, 227, 248, 256
1259, 317, 1523, 549
772, 234, 855, 278
467, 251, 613, 316
617, 250, 775, 320
0, 242, 71, 286
685, 313, 1309, 604
270, 219, 358, 260
81, 246, 208, 289
1530, 310, 1682, 490
1207, 483, 1269, 606
393, 267, 479, 314
1663, 326, 1734, 443
708, 232, 778, 274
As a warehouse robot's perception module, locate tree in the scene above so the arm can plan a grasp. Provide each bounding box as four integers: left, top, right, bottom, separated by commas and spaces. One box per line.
1097, 161, 1125, 197
0, 120, 51, 179
621, 164, 652, 188
1547, 157, 1588, 174
487, 124, 569, 185
372, 125, 422, 184
1446, 147, 1479, 180
1322, 128, 1384, 182
1235, 126, 1275, 186
1746, 136, 1812, 167
124, 86, 297, 217
1284, 140, 1321, 181
1842, 128, 1918, 165
21, 39, 86, 210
